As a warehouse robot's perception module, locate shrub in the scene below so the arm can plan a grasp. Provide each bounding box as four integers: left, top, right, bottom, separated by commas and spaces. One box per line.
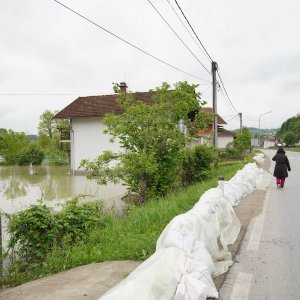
17, 144, 44, 166
55, 199, 107, 245
45, 150, 69, 165
181, 144, 214, 186
7, 204, 55, 260
7, 199, 108, 263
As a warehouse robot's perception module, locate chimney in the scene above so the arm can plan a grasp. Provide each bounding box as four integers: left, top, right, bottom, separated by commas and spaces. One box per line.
119, 82, 127, 93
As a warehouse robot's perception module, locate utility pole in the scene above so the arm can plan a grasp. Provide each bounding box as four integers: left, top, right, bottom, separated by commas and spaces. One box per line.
212, 61, 218, 149
239, 113, 242, 133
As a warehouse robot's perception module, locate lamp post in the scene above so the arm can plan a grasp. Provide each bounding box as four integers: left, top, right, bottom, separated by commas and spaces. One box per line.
258, 111, 272, 147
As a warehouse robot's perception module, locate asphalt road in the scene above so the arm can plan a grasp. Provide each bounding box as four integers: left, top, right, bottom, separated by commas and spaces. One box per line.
219, 150, 300, 299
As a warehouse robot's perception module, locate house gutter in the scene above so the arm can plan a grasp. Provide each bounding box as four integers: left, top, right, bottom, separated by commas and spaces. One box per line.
70, 119, 75, 176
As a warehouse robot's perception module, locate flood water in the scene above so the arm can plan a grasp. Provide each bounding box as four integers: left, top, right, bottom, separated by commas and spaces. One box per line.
0, 165, 127, 215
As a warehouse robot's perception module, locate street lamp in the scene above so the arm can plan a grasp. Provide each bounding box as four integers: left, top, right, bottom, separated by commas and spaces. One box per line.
258, 111, 272, 147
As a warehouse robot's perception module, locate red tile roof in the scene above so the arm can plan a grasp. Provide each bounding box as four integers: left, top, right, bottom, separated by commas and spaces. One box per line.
54, 92, 154, 119
218, 127, 235, 137
200, 107, 227, 124
54, 92, 226, 125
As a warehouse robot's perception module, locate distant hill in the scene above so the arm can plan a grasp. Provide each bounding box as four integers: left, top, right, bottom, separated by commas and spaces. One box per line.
26, 134, 38, 141
233, 127, 278, 138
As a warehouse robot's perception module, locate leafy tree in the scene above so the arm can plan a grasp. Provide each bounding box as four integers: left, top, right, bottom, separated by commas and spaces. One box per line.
81, 82, 210, 205
0, 128, 8, 140
276, 114, 300, 140
38, 110, 69, 139
0, 130, 28, 164
283, 131, 297, 146
181, 144, 215, 186
292, 118, 300, 139
36, 134, 69, 165
17, 144, 45, 166
234, 127, 252, 155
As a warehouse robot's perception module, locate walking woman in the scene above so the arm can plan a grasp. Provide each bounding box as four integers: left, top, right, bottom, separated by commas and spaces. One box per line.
272, 147, 291, 188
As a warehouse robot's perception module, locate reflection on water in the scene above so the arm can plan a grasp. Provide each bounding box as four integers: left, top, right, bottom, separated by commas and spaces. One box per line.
0, 165, 127, 214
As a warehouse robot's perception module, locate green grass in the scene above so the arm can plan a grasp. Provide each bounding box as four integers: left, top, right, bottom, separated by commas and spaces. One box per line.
287, 147, 300, 152
4, 162, 245, 286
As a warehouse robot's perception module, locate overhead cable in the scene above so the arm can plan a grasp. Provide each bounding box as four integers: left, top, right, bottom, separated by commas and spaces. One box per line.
217, 70, 239, 113
52, 0, 208, 82
0, 93, 102, 96
165, 0, 211, 63
172, 0, 239, 118
225, 114, 239, 123
219, 86, 237, 115
174, 0, 214, 62
146, 0, 210, 74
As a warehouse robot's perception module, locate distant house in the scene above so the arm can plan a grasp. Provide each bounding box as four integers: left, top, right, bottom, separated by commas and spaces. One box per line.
194, 107, 234, 149
55, 83, 232, 173
263, 138, 276, 148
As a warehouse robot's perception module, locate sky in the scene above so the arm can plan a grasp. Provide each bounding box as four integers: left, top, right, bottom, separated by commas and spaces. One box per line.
0, 0, 299, 134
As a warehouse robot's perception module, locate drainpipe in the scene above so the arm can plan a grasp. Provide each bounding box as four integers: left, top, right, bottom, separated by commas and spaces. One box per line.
70, 119, 75, 176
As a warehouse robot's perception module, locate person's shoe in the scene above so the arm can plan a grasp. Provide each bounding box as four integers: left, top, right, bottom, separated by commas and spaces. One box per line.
277, 184, 281, 189
281, 185, 284, 189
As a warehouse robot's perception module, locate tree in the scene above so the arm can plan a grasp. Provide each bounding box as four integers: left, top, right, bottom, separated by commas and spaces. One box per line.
81, 82, 210, 205
276, 114, 300, 140
234, 127, 252, 155
283, 131, 297, 146
38, 110, 69, 139
17, 144, 45, 166
292, 118, 300, 139
0, 130, 29, 164
0, 128, 8, 140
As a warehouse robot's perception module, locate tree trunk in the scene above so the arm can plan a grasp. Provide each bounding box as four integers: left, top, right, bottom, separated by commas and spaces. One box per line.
138, 173, 147, 205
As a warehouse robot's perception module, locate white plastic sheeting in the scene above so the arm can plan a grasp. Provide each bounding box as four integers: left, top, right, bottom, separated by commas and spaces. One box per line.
99, 162, 265, 300
100, 247, 218, 300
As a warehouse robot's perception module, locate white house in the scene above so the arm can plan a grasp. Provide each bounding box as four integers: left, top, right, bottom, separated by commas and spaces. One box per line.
263, 138, 276, 148
55, 83, 233, 173
55, 83, 154, 173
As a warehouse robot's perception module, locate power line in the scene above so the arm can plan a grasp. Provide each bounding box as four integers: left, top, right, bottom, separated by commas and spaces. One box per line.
52, 0, 208, 82
225, 114, 239, 123
174, 0, 214, 62
165, 0, 211, 64
219, 85, 237, 115
146, 0, 210, 74
217, 69, 239, 113
0, 93, 102, 96
199, 84, 211, 95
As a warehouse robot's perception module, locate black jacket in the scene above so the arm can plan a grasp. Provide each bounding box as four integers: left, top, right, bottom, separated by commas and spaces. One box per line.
272, 153, 291, 178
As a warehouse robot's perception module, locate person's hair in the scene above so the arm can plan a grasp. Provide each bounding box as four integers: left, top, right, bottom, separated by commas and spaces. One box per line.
277, 147, 285, 154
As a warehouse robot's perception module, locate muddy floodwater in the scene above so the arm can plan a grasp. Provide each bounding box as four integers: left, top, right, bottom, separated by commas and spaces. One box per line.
0, 165, 127, 215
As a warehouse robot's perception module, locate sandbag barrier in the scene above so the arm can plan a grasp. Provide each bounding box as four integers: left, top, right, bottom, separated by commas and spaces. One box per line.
100, 156, 265, 300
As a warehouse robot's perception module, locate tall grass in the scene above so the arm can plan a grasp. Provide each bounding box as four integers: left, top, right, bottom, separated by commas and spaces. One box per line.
5, 162, 244, 286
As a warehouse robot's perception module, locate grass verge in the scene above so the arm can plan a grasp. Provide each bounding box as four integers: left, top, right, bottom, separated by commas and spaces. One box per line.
5, 162, 245, 287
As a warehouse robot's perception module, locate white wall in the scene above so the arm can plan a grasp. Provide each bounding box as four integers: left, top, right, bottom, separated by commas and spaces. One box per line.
71, 117, 122, 171
264, 140, 275, 148
218, 136, 233, 149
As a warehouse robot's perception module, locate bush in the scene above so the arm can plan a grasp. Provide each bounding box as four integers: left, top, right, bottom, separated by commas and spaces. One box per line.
55, 199, 107, 245
7, 198, 108, 263
45, 150, 69, 165
17, 144, 44, 166
219, 148, 241, 159
181, 144, 214, 186
7, 204, 54, 260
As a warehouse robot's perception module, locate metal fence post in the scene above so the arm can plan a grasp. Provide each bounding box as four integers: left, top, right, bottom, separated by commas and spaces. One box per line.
218, 176, 225, 197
